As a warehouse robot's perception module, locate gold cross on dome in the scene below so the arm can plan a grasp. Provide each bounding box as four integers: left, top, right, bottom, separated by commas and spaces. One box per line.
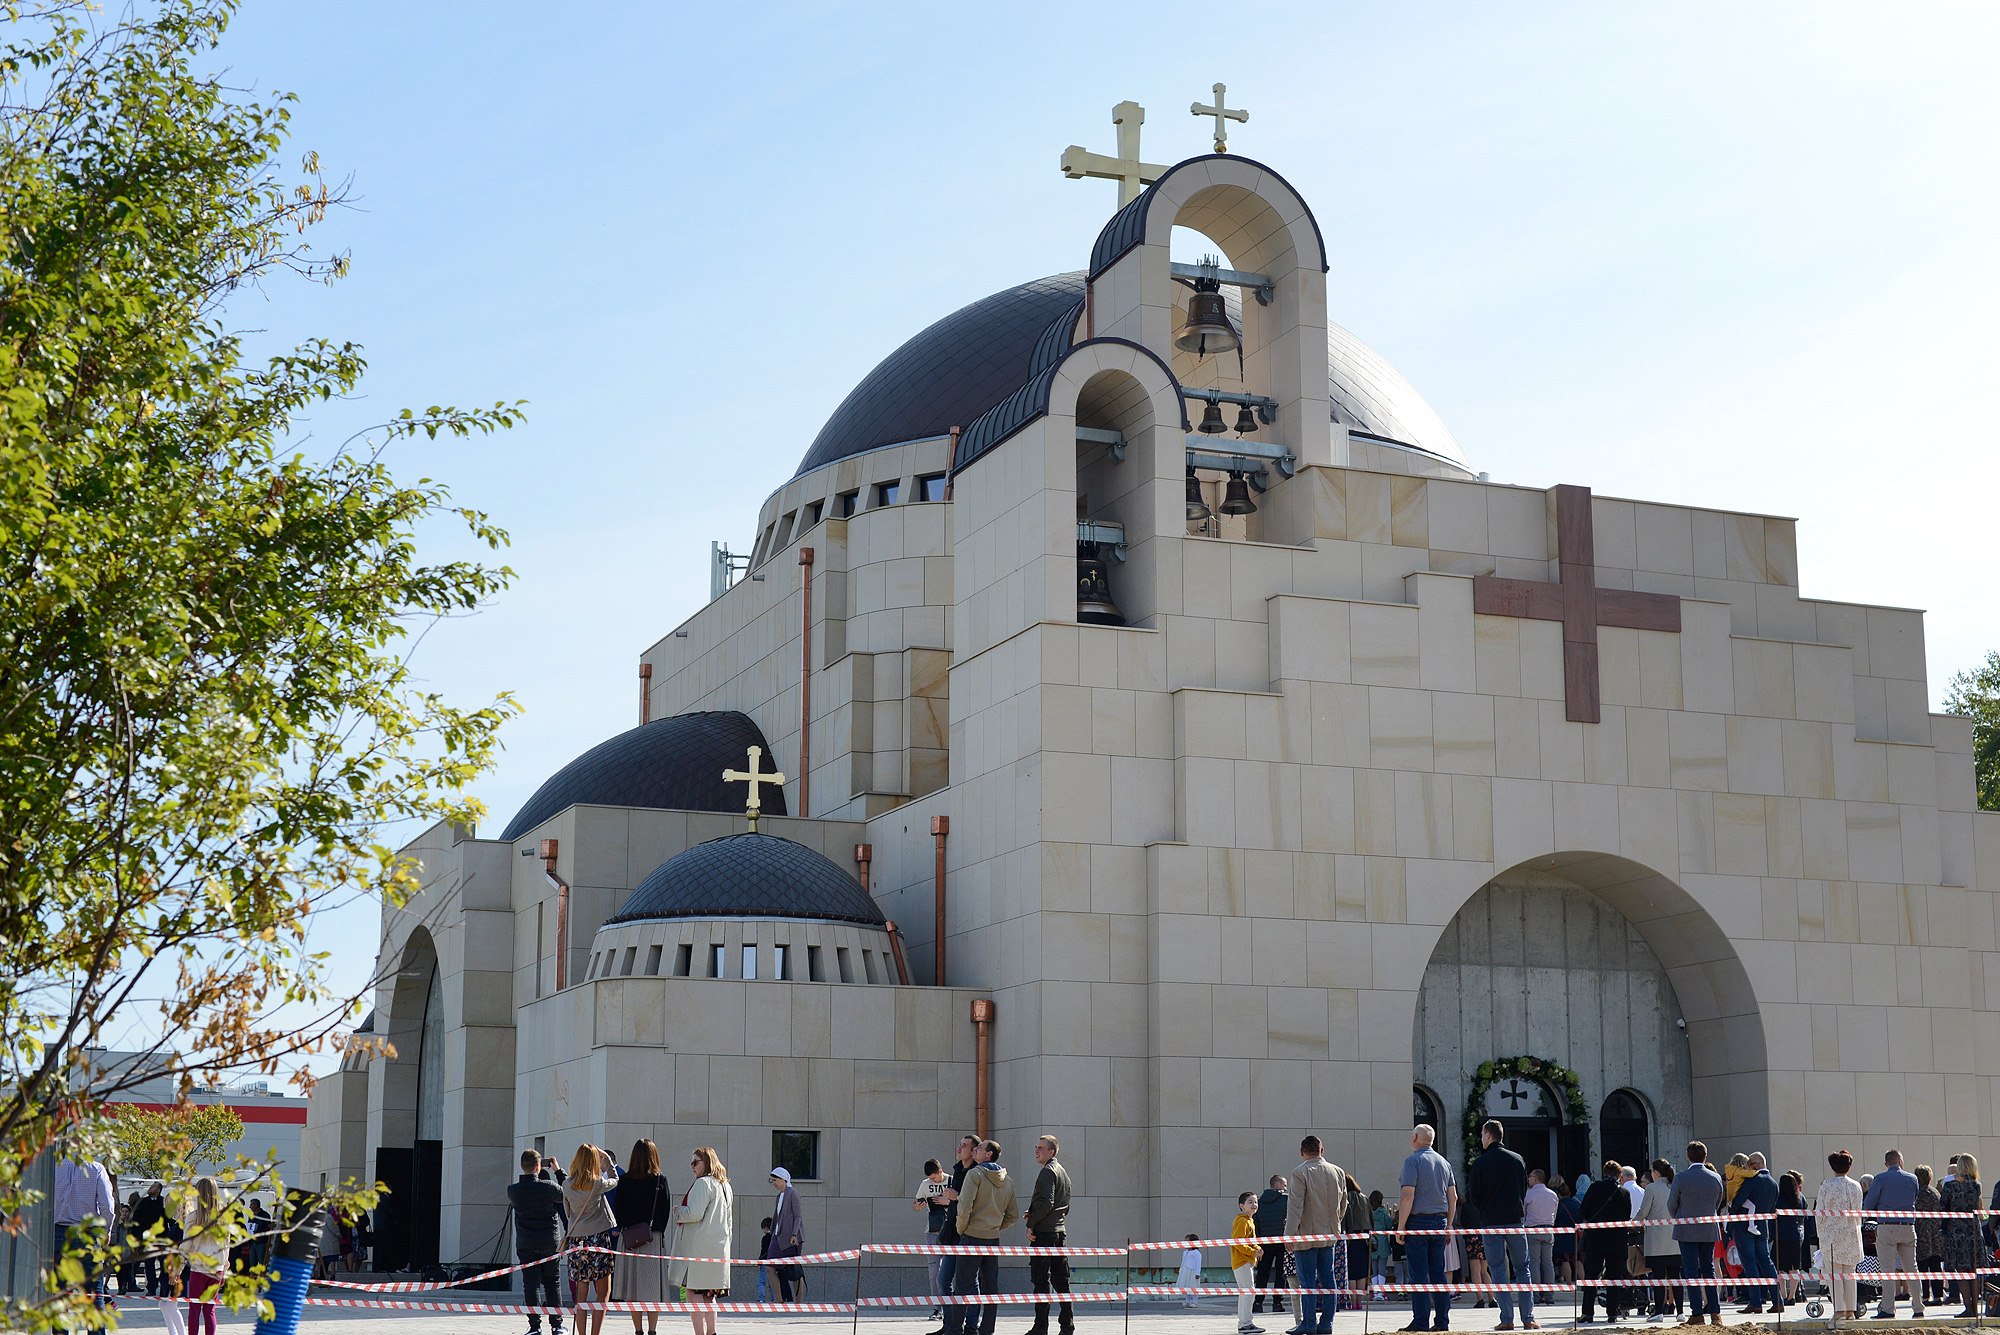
1060, 100, 1169, 207
1191, 83, 1247, 154
721, 745, 786, 833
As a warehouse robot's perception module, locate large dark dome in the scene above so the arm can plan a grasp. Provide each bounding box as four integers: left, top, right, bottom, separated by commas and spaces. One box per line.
608, 833, 885, 926
794, 272, 1086, 477
499, 711, 784, 842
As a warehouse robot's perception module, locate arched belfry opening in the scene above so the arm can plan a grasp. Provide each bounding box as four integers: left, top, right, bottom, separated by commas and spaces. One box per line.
1414, 857, 1728, 1179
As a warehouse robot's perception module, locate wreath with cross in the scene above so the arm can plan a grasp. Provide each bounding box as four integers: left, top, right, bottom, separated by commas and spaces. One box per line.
1463, 1056, 1591, 1163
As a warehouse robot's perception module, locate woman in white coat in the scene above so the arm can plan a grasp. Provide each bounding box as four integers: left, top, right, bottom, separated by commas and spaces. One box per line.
669, 1147, 734, 1335
1816, 1149, 1865, 1327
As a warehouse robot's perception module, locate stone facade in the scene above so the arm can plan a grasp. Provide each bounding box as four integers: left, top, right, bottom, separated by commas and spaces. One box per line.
304, 150, 2000, 1269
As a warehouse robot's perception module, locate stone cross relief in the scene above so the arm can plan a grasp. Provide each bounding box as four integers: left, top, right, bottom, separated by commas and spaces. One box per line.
1190, 82, 1247, 154
721, 744, 786, 833
1471, 484, 1683, 725
1060, 100, 1168, 206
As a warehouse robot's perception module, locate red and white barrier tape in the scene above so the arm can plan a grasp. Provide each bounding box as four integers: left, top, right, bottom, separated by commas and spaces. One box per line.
576, 1243, 861, 1265
856, 1291, 1127, 1306
1127, 1285, 1364, 1297
861, 1241, 1128, 1257
1132, 1231, 1356, 1250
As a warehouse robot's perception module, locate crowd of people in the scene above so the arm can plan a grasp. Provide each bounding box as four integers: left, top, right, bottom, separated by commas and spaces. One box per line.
496, 1126, 2000, 1335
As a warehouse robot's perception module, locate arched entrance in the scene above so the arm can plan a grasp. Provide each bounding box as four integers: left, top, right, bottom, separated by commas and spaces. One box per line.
1482, 1076, 1572, 1184
1414, 853, 1763, 1178
1601, 1089, 1652, 1170
373, 928, 442, 1273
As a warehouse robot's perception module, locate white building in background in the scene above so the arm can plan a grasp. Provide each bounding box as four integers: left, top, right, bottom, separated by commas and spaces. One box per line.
301, 131, 2000, 1280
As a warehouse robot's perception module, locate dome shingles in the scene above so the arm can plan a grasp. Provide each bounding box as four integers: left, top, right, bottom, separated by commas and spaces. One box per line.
608, 833, 884, 927
794, 273, 1087, 477
498, 711, 785, 842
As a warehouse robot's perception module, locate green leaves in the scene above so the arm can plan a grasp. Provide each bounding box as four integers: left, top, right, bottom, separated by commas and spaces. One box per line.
0, 2, 521, 1328
1943, 650, 2000, 812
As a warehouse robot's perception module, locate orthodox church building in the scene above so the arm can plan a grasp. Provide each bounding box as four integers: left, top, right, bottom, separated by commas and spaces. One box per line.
302, 100, 2000, 1275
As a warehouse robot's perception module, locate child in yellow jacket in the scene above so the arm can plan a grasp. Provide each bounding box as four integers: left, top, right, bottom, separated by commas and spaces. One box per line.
1233, 1192, 1264, 1334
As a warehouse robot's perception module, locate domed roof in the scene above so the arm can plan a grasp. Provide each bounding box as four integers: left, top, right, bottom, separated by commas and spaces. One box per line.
795, 273, 1086, 477
607, 833, 885, 927
499, 711, 784, 842
1326, 320, 1466, 465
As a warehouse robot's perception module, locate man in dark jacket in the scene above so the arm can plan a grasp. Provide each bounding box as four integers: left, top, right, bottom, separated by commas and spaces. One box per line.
1023, 1135, 1073, 1335
1468, 1121, 1535, 1330
131, 1184, 167, 1295
509, 1149, 568, 1333
1578, 1161, 1632, 1323
928, 1134, 981, 1335
1731, 1154, 1782, 1314
1252, 1176, 1290, 1316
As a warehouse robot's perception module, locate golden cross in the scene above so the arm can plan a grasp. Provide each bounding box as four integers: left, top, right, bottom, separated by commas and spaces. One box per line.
1060, 100, 1169, 207
1191, 83, 1247, 154
721, 744, 787, 833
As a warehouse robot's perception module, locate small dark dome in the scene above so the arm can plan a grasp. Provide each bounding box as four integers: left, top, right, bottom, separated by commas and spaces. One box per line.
795, 272, 1086, 477
500, 711, 784, 842
608, 833, 884, 926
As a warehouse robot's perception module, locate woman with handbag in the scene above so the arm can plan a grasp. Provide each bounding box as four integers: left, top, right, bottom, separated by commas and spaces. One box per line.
1938, 1154, 1983, 1319
613, 1139, 672, 1334
669, 1147, 735, 1335
563, 1145, 621, 1335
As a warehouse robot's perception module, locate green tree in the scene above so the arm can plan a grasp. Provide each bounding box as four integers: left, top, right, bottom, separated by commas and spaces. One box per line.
1944, 650, 2000, 811
107, 1103, 247, 1180
0, 2, 521, 1326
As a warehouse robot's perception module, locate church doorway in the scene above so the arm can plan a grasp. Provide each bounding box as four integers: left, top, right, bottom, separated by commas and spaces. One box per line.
1413, 862, 1699, 1183
1600, 1089, 1651, 1171
374, 930, 444, 1272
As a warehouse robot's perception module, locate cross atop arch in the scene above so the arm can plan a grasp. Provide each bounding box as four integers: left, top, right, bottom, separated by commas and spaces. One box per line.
1191, 82, 1247, 153
1060, 100, 1168, 207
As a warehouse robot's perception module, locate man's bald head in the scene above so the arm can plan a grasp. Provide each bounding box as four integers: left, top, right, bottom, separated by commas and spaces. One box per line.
1747, 1153, 1766, 1170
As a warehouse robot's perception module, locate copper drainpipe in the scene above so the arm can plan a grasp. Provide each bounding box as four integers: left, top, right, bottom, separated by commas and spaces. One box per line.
884, 922, 912, 985
945, 427, 959, 501
931, 815, 949, 986
970, 998, 994, 1140
1085, 280, 1094, 338
797, 547, 813, 817
638, 662, 651, 725
542, 839, 570, 990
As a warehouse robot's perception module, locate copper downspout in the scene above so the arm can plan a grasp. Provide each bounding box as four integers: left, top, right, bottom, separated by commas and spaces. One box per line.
638, 662, 651, 725
542, 839, 570, 990
1085, 280, 1094, 339
797, 547, 813, 817
884, 922, 912, 985
931, 815, 949, 986
945, 427, 960, 501
854, 842, 872, 892
970, 998, 994, 1140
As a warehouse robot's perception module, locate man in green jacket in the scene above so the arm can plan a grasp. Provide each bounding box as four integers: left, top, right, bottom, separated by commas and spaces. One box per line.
1024, 1135, 1073, 1335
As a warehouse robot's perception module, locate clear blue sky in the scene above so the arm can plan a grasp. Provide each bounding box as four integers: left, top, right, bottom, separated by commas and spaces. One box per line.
178, 1, 1998, 1069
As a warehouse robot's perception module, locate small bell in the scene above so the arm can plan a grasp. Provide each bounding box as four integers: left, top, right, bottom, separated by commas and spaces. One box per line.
1234, 402, 1259, 434
1185, 468, 1211, 522
1197, 398, 1227, 435
1076, 541, 1126, 626
1220, 471, 1258, 516
1173, 275, 1241, 358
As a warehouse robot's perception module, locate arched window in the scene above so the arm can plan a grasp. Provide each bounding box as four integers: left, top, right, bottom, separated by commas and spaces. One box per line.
1413, 1085, 1442, 1131
1601, 1089, 1650, 1170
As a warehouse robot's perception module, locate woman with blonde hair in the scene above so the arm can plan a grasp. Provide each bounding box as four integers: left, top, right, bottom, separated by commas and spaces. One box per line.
178, 1177, 230, 1335
563, 1145, 621, 1335
1817, 1150, 1864, 1326
669, 1148, 734, 1335
1938, 1153, 1982, 1319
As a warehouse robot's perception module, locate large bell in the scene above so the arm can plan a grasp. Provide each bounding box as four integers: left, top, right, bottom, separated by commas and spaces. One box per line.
1220, 471, 1258, 516
1173, 277, 1240, 358
1076, 542, 1126, 625
1186, 468, 1211, 522
1197, 398, 1227, 435
1234, 402, 1259, 434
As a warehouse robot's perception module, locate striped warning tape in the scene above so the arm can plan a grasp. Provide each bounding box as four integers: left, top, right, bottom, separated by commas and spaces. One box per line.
863, 1241, 1129, 1257
857, 1291, 1128, 1307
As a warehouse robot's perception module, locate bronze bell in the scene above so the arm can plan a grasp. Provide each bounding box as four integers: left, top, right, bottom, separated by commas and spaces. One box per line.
1235, 402, 1259, 434
1174, 276, 1241, 358
1220, 471, 1258, 516
1197, 398, 1227, 434
1076, 541, 1126, 625
1185, 468, 1210, 522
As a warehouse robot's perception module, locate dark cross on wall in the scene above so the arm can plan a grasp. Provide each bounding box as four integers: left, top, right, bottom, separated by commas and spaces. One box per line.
1470, 484, 1683, 725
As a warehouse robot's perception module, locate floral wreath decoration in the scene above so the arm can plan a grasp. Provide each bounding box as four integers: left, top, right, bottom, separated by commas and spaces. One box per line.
1463, 1055, 1591, 1163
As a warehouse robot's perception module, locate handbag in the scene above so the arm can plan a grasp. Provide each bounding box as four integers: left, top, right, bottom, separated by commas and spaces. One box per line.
1725, 1241, 1741, 1269
620, 1178, 660, 1250
1626, 1244, 1649, 1276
